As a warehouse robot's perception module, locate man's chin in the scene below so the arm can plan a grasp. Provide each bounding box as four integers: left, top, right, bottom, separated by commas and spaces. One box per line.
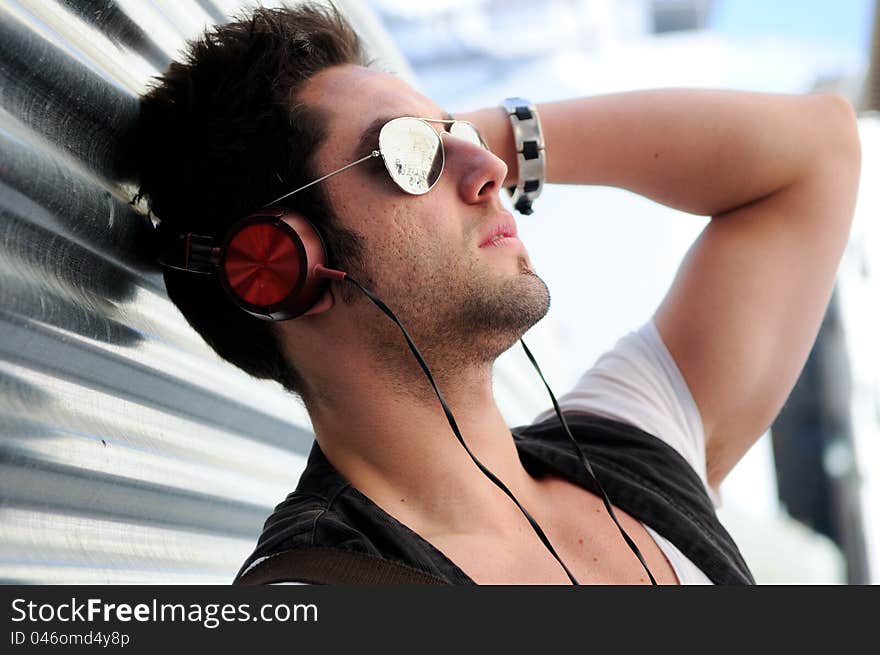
457, 268, 550, 352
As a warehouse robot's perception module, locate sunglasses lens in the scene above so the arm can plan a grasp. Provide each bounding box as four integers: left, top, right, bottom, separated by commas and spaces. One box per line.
449, 121, 485, 149
379, 117, 443, 194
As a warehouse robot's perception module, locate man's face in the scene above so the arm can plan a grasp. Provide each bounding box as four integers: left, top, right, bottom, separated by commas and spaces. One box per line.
298, 64, 550, 370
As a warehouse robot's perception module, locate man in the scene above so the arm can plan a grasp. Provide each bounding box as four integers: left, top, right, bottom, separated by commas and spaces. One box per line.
135, 3, 861, 584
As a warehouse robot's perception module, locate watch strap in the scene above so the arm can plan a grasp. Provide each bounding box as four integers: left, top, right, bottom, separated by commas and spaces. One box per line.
500, 96, 546, 215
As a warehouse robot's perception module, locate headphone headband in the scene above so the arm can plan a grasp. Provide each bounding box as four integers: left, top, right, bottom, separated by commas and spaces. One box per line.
157, 232, 218, 274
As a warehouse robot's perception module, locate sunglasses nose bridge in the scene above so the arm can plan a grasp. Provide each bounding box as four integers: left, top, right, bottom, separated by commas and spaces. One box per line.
436, 126, 492, 178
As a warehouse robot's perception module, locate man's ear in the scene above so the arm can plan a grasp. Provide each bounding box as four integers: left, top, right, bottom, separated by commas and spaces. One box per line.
302, 286, 334, 316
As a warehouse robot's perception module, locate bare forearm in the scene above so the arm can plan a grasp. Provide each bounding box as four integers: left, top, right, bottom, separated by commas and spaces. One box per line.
459, 89, 857, 216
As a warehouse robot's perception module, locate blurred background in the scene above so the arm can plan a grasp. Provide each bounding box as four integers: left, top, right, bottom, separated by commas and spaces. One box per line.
0, 0, 877, 583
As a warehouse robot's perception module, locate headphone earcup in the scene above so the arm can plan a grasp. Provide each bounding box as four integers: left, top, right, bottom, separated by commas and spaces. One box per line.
218, 208, 334, 321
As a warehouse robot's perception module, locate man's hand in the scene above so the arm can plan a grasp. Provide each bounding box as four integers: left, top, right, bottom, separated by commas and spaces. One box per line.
460, 90, 862, 491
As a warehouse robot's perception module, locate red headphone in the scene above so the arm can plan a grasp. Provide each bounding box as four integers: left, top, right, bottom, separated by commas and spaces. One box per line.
159, 207, 347, 321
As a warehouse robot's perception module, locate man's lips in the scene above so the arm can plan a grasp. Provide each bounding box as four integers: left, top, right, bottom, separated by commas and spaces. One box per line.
478, 212, 519, 247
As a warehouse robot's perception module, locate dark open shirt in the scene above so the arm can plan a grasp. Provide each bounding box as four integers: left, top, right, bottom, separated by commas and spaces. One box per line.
235, 413, 754, 585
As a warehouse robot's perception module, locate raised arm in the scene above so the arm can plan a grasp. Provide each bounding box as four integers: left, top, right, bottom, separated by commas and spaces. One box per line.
458, 89, 861, 490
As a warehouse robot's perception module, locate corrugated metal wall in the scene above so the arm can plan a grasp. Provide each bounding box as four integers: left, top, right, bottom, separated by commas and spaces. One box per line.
0, 0, 555, 584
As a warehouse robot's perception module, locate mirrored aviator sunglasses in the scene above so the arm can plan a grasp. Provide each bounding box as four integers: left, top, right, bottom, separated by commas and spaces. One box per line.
264, 116, 488, 208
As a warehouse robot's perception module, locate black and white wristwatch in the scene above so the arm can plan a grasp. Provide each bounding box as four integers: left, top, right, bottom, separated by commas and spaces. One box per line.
500, 97, 546, 215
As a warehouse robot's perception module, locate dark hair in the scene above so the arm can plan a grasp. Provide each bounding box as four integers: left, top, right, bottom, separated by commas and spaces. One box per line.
133, 2, 371, 403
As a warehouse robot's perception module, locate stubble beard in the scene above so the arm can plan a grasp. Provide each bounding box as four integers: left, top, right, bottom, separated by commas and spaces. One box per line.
447, 253, 550, 362
363, 250, 551, 390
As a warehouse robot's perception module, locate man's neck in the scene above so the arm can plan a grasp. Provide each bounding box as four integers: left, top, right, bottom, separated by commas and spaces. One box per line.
307, 360, 545, 540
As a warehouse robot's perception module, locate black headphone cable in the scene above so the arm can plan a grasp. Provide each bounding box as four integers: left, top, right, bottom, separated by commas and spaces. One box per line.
518, 339, 657, 585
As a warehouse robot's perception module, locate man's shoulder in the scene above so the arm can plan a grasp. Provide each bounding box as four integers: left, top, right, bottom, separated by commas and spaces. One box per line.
255, 439, 388, 550
236, 484, 386, 583
256, 483, 380, 553
512, 412, 716, 512
526, 319, 717, 505
513, 412, 696, 466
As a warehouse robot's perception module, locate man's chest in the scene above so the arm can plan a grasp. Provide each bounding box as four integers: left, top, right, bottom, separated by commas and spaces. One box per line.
429, 474, 681, 585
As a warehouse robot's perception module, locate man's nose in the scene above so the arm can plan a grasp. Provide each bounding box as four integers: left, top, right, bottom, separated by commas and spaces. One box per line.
442, 133, 509, 204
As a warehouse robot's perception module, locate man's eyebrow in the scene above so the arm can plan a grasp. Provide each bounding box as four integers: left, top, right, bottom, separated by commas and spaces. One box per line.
352, 110, 455, 159
352, 116, 393, 159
